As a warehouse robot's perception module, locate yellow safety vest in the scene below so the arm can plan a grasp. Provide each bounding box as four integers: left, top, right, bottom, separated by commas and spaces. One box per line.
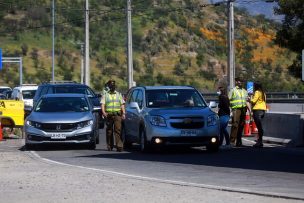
105, 92, 122, 113
229, 87, 247, 109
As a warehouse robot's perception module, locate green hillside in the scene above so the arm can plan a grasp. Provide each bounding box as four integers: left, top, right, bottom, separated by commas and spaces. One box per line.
0, 0, 303, 92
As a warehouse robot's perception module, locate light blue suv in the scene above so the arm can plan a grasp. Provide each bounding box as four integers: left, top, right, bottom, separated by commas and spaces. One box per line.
122, 86, 220, 152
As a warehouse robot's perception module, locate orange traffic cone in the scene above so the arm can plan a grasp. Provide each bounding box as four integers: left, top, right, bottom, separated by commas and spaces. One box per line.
0, 122, 3, 141
243, 110, 251, 136
251, 119, 258, 134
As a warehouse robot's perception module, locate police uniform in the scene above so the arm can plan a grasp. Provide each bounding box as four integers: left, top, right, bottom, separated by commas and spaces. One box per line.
229, 82, 248, 146
101, 84, 125, 151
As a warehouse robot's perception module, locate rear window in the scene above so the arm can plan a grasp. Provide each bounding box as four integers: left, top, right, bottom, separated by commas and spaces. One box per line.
0, 88, 11, 94
146, 89, 207, 108
54, 86, 95, 97
22, 90, 37, 99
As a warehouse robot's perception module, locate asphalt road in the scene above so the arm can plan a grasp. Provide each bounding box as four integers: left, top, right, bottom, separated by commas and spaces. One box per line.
31, 129, 304, 200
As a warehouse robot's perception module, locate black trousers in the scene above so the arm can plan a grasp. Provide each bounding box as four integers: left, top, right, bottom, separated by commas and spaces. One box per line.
253, 110, 265, 141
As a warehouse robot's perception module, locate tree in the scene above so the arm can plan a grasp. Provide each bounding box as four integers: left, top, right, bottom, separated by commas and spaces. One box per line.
274, 0, 304, 78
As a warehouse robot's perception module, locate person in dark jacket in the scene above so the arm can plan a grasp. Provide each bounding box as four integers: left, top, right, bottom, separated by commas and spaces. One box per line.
217, 86, 231, 149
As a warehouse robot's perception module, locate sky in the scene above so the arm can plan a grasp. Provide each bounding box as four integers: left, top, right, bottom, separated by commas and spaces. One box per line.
209, 0, 283, 22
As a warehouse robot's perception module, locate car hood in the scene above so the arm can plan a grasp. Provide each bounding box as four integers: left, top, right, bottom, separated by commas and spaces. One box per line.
27, 112, 93, 123
147, 107, 215, 119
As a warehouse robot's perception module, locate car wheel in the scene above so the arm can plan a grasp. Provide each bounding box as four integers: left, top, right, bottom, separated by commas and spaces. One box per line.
96, 135, 100, 144
121, 126, 132, 149
25, 143, 35, 151
88, 139, 96, 150
140, 129, 150, 153
96, 128, 100, 144
206, 144, 219, 153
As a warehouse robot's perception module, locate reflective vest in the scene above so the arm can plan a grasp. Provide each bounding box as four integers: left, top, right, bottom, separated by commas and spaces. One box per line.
105, 92, 123, 113
229, 87, 247, 109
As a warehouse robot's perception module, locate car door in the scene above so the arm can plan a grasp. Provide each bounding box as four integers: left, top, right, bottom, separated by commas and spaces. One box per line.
132, 89, 144, 140
125, 89, 139, 139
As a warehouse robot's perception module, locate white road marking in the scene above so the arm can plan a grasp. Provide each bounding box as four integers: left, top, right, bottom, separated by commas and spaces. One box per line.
242, 138, 282, 147
29, 151, 302, 200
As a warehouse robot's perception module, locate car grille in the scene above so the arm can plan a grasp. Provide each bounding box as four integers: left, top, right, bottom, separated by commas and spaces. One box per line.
170, 116, 204, 129
155, 136, 211, 144
38, 123, 77, 132
27, 134, 91, 141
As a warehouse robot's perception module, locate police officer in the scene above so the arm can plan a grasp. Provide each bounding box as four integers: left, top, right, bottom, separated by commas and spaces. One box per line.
101, 80, 125, 152
229, 77, 250, 147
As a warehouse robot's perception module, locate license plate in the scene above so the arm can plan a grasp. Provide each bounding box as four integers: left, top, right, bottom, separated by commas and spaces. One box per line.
50, 133, 66, 139
181, 130, 197, 136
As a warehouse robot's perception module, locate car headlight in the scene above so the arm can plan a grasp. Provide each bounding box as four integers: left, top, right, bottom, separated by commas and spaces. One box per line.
207, 114, 218, 126
77, 120, 93, 129
26, 120, 41, 128
149, 116, 167, 127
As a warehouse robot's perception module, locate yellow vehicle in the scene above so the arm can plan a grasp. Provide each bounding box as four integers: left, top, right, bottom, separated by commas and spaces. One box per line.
0, 100, 24, 127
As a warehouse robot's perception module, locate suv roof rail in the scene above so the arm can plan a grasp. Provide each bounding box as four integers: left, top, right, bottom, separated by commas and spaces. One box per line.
42, 81, 78, 84
20, 84, 38, 86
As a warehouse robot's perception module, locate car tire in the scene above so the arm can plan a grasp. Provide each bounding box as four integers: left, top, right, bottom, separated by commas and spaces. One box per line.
25, 143, 35, 151
88, 139, 96, 150
206, 144, 219, 153
96, 135, 100, 144
140, 129, 150, 153
121, 126, 132, 149
96, 128, 100, 144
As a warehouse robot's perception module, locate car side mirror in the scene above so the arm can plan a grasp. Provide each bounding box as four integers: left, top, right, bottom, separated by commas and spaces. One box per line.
130, 102, 140, 112
209, 101, 217, 109
24, 106, 33, 112
96, 93, 102, 98
93, 106, 101, 112
24, 106, 33, 118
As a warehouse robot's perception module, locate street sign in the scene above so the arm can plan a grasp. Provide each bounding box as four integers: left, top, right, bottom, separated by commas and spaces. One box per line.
0, 49, 2, 70
247, 81, 254, 94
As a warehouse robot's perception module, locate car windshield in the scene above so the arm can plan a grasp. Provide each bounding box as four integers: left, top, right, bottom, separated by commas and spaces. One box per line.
146, 89, 207, 108
54, 86, 95, 97
22, 90, 36, 99
0, 88, 11, 94
35, 97, 89, 112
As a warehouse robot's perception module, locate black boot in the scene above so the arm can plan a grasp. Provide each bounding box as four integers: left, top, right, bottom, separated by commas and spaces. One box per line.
253, 140, 263, 148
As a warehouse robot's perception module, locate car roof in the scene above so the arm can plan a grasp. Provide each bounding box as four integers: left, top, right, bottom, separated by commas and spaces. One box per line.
0, 86, 11, 89
42, 93, 87, 98
138, 86, 195, 90
13, 85, 38, 90
40, 82, 87, 86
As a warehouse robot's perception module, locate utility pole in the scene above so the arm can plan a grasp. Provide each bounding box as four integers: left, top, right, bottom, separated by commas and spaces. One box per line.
52, 0, 55, 82
127, 0, 134, 89
79, 43, 85, 84
85, 0, 90, 86
227, 0, 235, 89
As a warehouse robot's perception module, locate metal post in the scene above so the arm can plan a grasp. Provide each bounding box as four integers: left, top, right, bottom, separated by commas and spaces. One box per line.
52, 0, 55, 82
85, 0, 90, 86
80, 43, 84, 84
127, 0, 134, 89
302, 49, 304, 81
227, 0, 235, 89
19, 57, 22, 85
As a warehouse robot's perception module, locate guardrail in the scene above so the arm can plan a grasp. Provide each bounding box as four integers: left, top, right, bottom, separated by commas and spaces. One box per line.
203, 92, 304, 103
